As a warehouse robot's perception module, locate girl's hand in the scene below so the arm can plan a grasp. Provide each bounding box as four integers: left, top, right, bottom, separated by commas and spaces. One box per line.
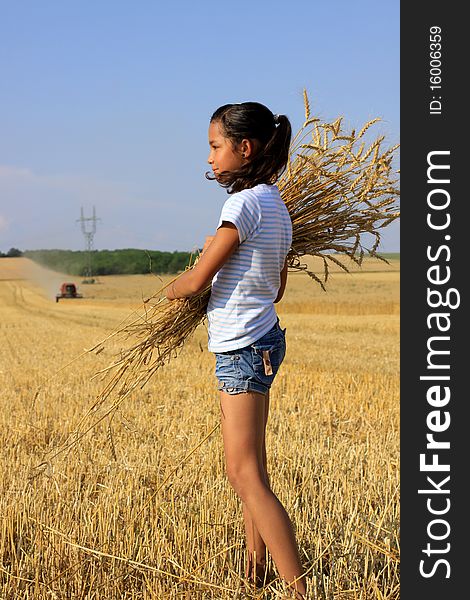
165, 283, 186, 302
165, 281, 177, 301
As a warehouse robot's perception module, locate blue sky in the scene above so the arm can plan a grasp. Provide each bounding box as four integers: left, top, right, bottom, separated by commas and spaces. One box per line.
0, 0, 399, 253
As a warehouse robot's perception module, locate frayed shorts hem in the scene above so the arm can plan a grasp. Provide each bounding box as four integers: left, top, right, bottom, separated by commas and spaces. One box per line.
217, 380, 269, 396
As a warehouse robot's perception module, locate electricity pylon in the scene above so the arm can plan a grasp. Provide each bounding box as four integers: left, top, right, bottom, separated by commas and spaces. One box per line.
77, 206, 100, 280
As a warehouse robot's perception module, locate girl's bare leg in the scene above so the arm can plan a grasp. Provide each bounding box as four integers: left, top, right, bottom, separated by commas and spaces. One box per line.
220, 390, 306, 597
242, 391, 270, 584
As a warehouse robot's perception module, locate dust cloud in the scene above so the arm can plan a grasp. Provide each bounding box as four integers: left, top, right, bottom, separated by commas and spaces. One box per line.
0, 257, 72, 301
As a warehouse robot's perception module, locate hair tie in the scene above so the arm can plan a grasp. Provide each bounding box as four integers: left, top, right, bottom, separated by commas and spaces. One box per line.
273, 114, 280, 125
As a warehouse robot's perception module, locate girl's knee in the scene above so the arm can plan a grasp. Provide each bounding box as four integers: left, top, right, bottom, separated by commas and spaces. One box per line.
226, 463, 266, 500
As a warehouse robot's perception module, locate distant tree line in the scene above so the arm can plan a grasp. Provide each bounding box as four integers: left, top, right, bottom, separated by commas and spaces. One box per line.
0, 248, 23, 257
2, 247, 400, 274
20, 249, 194, 276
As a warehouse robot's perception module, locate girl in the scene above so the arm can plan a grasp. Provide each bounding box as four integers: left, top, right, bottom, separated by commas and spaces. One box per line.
166, 102, 307, 599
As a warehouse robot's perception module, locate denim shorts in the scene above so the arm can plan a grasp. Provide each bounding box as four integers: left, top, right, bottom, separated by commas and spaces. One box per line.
214, 320, 286, 396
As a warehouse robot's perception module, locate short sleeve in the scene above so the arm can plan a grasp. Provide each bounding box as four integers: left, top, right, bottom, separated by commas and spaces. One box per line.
217, 190, 261, 244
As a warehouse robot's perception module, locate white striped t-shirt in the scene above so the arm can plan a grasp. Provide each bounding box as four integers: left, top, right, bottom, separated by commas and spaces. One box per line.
207, 183, 292, 352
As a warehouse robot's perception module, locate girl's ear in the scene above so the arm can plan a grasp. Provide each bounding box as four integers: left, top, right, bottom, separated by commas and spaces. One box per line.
240, 138, 256, 159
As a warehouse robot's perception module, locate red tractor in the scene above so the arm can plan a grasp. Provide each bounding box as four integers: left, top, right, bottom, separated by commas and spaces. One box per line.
56, 282, 83, 303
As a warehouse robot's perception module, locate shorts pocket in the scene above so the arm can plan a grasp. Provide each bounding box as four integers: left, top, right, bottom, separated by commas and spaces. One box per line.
250, 335, 286, 383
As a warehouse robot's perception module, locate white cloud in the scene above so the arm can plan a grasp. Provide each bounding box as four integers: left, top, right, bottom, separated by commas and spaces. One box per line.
0, 164, 133, 207
0, 165, 34, 179
0, 214, 9, 233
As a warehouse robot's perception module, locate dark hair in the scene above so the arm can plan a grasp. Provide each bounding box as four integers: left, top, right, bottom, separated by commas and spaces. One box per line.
206, 102, 292, 194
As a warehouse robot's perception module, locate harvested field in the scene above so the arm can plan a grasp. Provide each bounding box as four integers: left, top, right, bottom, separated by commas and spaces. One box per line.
0, 256, 399, 599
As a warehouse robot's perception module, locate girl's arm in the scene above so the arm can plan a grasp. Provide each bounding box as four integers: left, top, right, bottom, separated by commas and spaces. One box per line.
166, 222, 239, 300
274, 258, 288, 303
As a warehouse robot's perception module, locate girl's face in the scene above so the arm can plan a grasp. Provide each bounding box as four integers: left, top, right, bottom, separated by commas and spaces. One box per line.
207, 121, 248, 177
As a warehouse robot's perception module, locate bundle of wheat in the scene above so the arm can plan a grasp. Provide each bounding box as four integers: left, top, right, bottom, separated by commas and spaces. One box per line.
89, 90, 399, 407
282, 90, 399, 288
